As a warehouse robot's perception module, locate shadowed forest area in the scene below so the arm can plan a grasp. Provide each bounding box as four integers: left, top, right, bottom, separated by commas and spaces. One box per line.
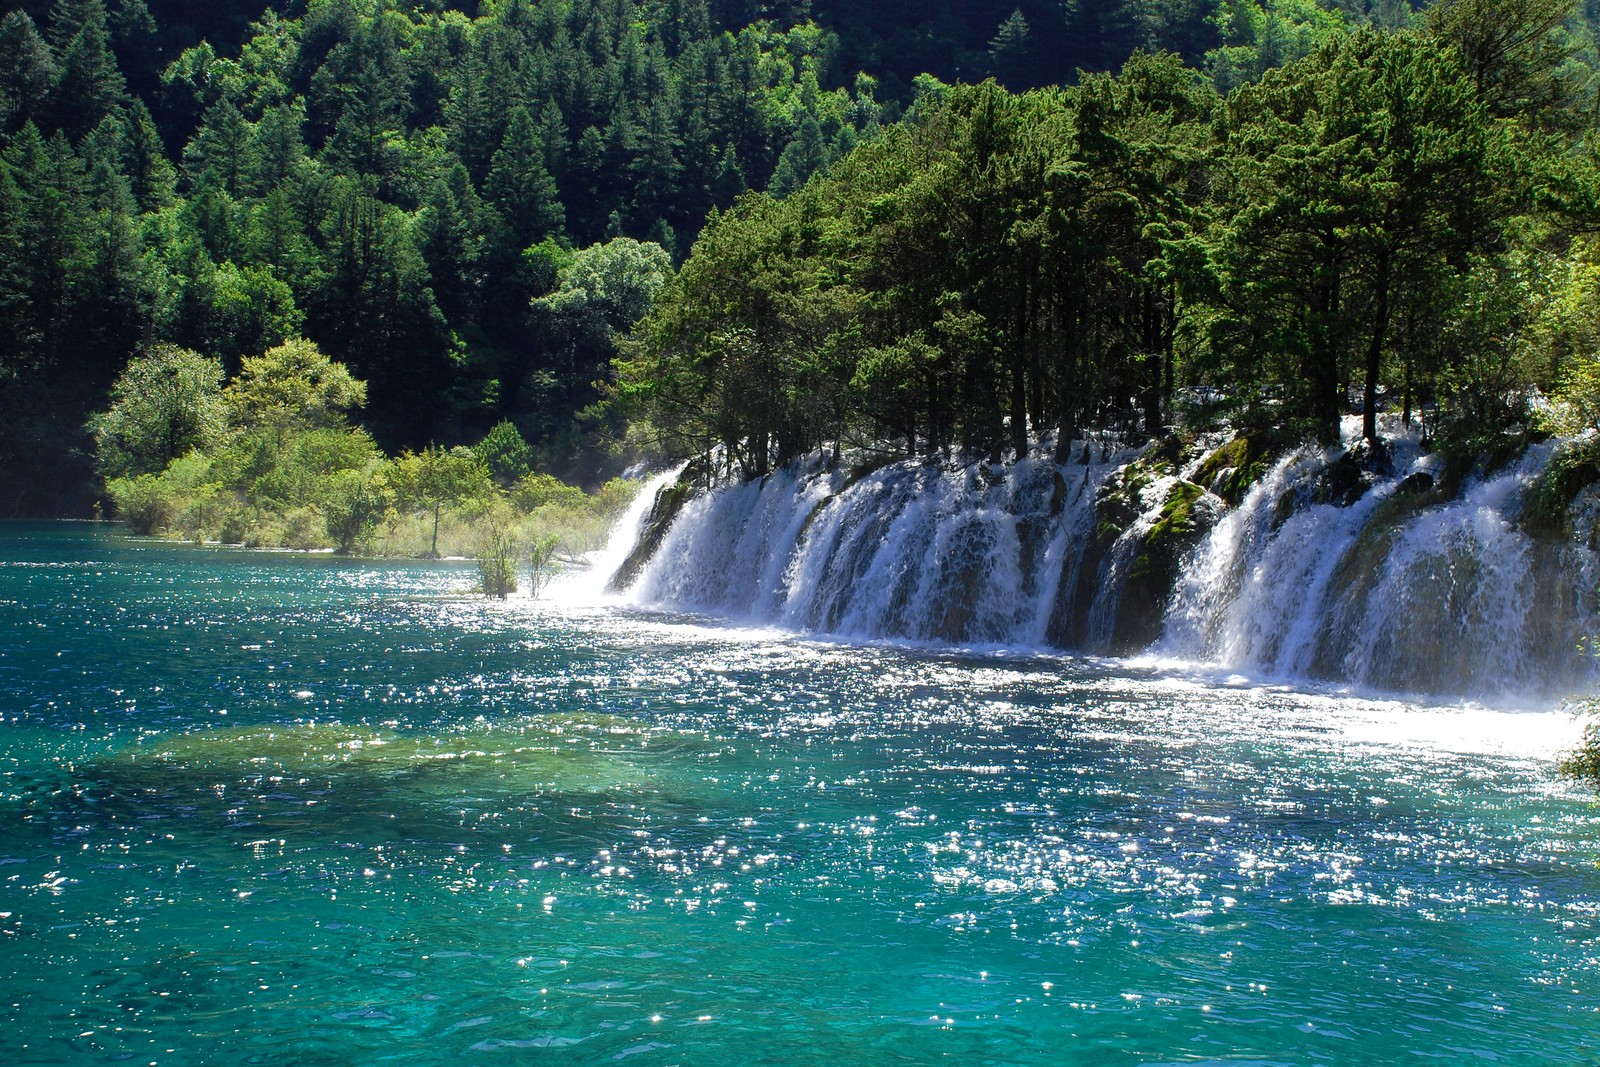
3, 0, 1600, 528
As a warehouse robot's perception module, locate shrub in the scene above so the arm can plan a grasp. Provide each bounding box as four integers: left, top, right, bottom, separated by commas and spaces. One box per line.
475, 505, 521, 598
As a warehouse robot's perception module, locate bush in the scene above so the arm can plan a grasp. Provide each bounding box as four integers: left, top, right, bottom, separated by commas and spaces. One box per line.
105, 473, 179, 536
510, 471, 589, 512
90, 345, 226, 480
1560, 703, 1600, 788
527, 532, 561, 597
475, 505, 521, 598
476, 420, 533, 487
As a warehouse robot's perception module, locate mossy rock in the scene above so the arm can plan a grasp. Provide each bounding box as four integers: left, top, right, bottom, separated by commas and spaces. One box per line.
1192, 432, 1283, 507
1092, 452, 1178, 542
1522, 438, 1600, 541
607, 471, 697, 591
1092, 469, 1149, 553
1434, 429, 1532, 496
1145, 480, 1209, 546
1113, 480, 1219, 653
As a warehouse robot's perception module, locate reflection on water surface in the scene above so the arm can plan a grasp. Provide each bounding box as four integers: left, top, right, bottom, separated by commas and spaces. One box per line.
0, 524, 1595, 1066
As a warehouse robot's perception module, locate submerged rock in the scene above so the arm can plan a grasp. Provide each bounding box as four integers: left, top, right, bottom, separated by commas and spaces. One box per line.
607, 466, 702, 591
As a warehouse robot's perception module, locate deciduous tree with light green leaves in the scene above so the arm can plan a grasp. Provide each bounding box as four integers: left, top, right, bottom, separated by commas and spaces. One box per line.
90, 344, 226, 479
388, 444, 492, 559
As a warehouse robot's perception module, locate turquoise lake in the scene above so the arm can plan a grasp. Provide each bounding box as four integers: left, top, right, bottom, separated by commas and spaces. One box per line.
1, 522, 1598, 1065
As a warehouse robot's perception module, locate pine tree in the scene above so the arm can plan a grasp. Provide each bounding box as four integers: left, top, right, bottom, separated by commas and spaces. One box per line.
45, 0, 126, 141
418, 165, 483, 323
988, 9, 1034, 88
184, 100, 251, 198
769, 113, 826, 197
485, 105, 566, 249
628, 91, 683, 228
0, 12, 57, 135
119, 99, 175, 210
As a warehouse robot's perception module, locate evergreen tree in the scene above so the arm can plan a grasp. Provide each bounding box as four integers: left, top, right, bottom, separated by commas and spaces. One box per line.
119, 99, 175, 210
46, 0, 126, 141
484, 105, 566, 250
988, 9, 1035, 88
0, 12, 57, 135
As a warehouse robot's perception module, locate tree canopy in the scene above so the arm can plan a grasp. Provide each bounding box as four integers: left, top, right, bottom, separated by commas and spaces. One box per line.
3, 0, 1600, 514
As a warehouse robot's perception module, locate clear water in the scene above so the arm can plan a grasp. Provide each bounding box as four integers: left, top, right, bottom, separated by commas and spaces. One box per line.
2, 523, 1597, 1066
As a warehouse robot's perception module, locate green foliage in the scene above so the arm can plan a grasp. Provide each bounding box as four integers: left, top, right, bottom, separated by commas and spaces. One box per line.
1, 0, 911, 515
628, 8, 1600, 476
526, 531, 562, 598
229, 338, 366, 433
1560, 696, 1600, 787
8, 0, 1600, 515
510, 471, 589, 512
626, 64, 1221, 470
388, 444, 492, 557
474, 420, 532, 487
474, 501, 520, 598
1536, 241, 1600, 436
104, 470, 178, 536
95, 337, 380, 549
1522, 436, 1600, 539
90, 344, 226, 479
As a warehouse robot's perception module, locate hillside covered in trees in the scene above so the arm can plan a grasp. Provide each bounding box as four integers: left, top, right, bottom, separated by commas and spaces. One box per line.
623, 0, 1600, 479
2, 0, 1598, 521
1, 0, 897, 515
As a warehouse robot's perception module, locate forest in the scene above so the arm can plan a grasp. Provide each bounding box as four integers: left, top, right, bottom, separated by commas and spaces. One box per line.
2, 0, 1599, 538
623, 0, 1600, 481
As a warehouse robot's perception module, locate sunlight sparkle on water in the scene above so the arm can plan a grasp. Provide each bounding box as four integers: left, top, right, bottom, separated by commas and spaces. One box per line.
0, 524, 1596, 1066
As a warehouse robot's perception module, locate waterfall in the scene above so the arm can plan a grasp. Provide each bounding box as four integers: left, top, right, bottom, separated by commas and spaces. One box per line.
1164, 441, 1600, 696
626, 451, 1135, 646
552, 465, 686, 605
606, 433, 1600, 699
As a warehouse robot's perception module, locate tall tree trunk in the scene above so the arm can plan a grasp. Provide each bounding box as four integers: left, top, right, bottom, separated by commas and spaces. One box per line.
1009, 282, 1030, 460
1362, 249, 1392, 444
1052, 286, 1081, 465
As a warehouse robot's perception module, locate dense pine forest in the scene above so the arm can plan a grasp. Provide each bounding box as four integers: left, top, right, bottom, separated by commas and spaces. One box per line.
625, 0, 1600, 480
3, 0, 1600, 538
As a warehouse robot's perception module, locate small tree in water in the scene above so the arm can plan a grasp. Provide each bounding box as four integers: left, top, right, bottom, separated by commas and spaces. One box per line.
527, 532, 561, 598
475, 503, 520, 598
1561, 638, 1600, 791
1561, 715, 1600, 786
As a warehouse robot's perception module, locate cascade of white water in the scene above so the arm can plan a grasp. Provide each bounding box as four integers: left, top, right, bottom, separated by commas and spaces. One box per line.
1161, 437, 1600, 697
1328, 444, 1582, 694
623, 449, 1124, 646
628, 459, 845, 617
1161, 447, 1386, 673
607, 433, 1600, 697
550, 465, 686, 605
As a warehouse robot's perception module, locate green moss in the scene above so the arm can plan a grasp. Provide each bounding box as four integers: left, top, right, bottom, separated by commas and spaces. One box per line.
1192, 433, 1281, 507
1149, 480, 1206, 541
1109, 479, 1216, 651
1193, 436, 1249, 488
1091, 454, 1177, 552
1522, 438, 1600, 540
